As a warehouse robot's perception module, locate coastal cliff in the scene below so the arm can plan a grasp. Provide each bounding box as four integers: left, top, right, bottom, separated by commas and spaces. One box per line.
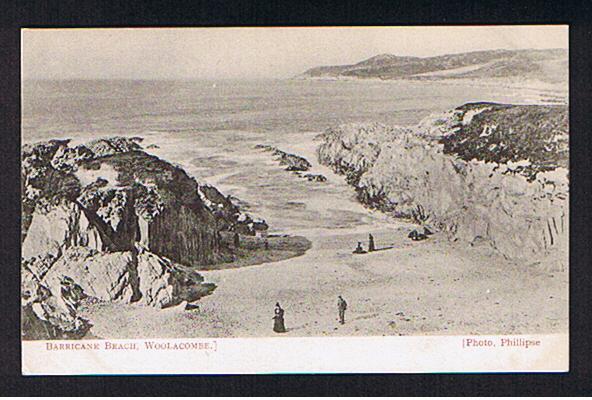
21, 137, 264, 339
317, 103, 568, 264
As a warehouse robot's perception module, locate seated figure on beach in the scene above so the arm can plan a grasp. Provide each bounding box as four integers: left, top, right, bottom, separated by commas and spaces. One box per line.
273, 302, 286, 333
353, 241, 366, 254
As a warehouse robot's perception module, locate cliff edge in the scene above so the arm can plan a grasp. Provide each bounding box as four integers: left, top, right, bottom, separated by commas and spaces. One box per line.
317, 103, 568, 265
21, 137, 266, 339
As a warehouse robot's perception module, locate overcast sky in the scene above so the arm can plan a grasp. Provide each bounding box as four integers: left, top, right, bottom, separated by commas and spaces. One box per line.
22, 26, 568, 80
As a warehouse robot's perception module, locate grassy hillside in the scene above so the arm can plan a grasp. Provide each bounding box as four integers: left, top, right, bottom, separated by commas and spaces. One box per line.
298, 49, 567, 83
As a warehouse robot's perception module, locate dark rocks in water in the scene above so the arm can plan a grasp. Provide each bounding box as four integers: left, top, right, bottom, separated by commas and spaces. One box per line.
254, 144, 275, 151
304, 173, 327, 182
256, 144, 312, 172
257, 145, 330, 183
280, 153, 311, 172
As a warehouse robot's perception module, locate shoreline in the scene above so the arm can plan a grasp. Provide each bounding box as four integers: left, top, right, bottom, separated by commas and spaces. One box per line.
78, 131, 567, 339
22, 100, 569, 340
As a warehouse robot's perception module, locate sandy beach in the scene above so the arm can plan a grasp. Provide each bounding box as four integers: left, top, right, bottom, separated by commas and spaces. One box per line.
80, 223, 568, 338
79, 131, 568, 339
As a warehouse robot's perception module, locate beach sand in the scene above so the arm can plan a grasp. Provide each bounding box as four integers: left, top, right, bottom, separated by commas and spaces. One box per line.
80, 224, 568, 339
78, 131, 568, 339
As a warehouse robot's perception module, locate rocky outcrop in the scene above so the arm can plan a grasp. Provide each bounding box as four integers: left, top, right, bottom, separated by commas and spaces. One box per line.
21, 265, 91, 340
20, 136, 244, 339
303, 173, 327, 182
255, 144, 326, 183
198, 184, 268, 236
255, 144, 312, 171
317, 106, 568, 263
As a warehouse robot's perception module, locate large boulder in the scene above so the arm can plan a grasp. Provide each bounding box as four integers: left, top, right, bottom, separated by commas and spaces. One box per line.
21, 266, 91, 340
22, 199, 105, 264
135, 249, 216, 308
43, 248, 138, 303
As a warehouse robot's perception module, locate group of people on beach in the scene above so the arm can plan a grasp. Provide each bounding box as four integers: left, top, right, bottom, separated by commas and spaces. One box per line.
354, 229, 432, 253
353, 233, 376, 254
273, 296, 348, 333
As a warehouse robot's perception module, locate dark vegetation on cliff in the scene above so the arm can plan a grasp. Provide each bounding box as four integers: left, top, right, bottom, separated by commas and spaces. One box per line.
430, 102, 568, 180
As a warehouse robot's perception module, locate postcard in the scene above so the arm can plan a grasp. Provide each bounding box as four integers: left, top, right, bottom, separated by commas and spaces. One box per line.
20, 26, 568, 374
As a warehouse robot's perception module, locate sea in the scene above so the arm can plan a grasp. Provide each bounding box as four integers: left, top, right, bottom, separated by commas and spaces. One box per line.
22, 79, 565, 234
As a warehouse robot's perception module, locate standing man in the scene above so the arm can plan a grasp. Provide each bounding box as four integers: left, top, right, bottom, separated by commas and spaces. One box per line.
337, 295, 348, 325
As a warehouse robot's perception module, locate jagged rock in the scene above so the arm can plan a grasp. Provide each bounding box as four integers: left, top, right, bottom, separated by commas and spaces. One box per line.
43, 248, 137, 303
22, 199, 104, 263
21, 266, 91, 340
256, 144, 312, 172
317, 111, 568, 262
50, 144, 95, 173
304, 173, 327, 182
135, 249, 216, 308
84, 136, 143, 158
197, 184, 269, 236
39, 246, 215, 309
419, 103, 568, 180
20, 137, 245, 339
278, 153, 311, 171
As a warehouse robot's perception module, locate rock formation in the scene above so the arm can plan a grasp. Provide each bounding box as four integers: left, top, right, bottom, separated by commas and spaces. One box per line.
255, 144, 327, 183
317, 104, 568, 264
255, 144, 312, 171
21, 136, 255, 339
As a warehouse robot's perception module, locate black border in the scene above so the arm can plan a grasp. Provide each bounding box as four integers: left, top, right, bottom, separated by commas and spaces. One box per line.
1, 0, 592, 396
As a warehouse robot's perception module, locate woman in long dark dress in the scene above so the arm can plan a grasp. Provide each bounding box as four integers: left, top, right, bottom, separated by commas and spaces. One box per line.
273, 302, 286, 333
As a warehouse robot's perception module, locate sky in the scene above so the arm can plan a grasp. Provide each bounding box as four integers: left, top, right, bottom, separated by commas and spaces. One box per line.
22, 26, 568, 80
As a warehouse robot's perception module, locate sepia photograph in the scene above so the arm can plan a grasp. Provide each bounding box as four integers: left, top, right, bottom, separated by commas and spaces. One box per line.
20, 26, 568, 374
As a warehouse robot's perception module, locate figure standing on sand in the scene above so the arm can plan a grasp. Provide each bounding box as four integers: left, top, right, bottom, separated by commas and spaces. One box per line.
368, 234, 375, 252
337, 295, 348, 324
273, 302, 286, 333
